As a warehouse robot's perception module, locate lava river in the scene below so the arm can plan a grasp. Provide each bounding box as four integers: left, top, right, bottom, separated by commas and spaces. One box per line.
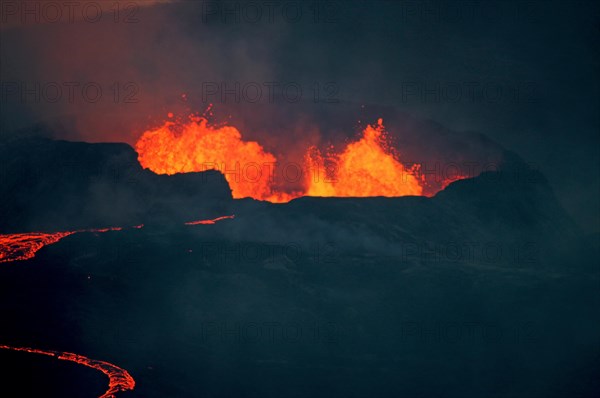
0, 227, 124, 264
0, 345, 135, 398
0, 216, 235, 397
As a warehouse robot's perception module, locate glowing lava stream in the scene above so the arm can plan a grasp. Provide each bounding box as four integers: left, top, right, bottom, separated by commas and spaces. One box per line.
0, 345, 135, 397
185, 215, 235, 225
0, 218, 232, 264
0, 227, 123, 264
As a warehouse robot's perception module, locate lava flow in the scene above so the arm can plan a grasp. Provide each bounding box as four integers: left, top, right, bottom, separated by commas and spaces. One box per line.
0, 345, 135, 398
136, 115, 467, 202
1, 227, 123, 264
0, 219, 234, 264
185, 215, 236, 225
0, 232, 76, 263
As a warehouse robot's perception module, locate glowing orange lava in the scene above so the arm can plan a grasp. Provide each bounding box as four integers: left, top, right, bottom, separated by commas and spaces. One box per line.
1, 226, 132, 264
184, 215, 235, 225
0, 345, 135, 398
88, 227, 123, 234
305, 118, 423, 197
0, 218, 236, 264
136, 117, 279, 201
0, 232, 76, 263
135, 115, 468, 202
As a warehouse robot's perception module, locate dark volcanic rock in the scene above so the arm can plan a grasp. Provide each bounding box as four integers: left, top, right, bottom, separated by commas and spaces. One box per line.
222, 151, 590, 272
0, 174, 597, 397
0, 137, 597, 398
0, 137, 232, 232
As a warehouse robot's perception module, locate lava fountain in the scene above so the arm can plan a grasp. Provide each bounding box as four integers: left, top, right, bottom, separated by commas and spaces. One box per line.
135, 116, 282, 201
305, 118, 423, 197
136, 115, 466, 201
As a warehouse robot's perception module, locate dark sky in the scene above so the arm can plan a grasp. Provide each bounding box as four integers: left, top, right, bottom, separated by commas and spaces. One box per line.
1, 0, 598, 233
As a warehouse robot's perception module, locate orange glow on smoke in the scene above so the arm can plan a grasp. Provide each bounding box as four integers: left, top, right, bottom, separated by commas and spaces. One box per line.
135, 115, 467, 202
0, 345, 135, 398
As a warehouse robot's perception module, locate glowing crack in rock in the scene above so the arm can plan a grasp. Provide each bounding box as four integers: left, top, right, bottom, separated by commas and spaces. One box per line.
184, 215, 235, 225
0, 345, 135, 398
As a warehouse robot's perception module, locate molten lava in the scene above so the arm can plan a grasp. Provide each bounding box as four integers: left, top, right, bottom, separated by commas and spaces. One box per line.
1, 227, 123, 264
136, 117, 279, 200
135, 115, 467, 202
306, 119, 422, 197
184, 215, 235, 225
0, 345, 135, 398
0, 219, 235, 264
0, 232, 76, 263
